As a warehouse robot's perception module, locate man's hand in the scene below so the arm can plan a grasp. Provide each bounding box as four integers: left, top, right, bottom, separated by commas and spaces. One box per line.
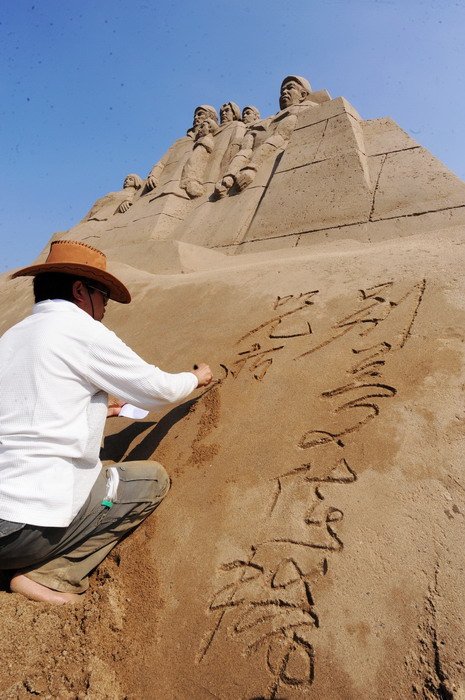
191, 363, 213, 387
107, 398, 125, 417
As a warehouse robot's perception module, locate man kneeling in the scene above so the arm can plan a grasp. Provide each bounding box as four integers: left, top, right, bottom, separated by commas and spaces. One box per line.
0, 240, 212, 604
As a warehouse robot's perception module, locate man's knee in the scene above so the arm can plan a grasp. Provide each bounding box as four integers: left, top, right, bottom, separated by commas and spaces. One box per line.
113, 461, 170, 504
144, 461, 170, 500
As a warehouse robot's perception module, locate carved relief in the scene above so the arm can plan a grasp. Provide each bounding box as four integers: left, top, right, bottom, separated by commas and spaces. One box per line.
180, 119, 220, 199
242, 105, 260, 125
219, 102, 241, 126
186, 105, 219, 140
215, 76, 318, 198
145, 106, 218, 193
217, 102, 248, 177
84, 173, 142, 221
197, 279, 426, 699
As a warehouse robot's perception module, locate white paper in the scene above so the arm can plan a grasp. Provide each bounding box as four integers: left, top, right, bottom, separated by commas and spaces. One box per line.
118, 404, 149, 419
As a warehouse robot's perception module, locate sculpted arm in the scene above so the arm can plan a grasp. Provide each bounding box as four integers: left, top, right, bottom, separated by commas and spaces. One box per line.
228, 129, 255, 171
215, 129, 255, 197
146, 151, 169, 191
236, 113, 298, 190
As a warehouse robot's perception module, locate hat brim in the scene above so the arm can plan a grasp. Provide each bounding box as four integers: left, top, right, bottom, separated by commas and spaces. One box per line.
11, 262, 131, 304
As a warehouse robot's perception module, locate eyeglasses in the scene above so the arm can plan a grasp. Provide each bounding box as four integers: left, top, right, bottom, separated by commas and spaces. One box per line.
85, 284, 109, 306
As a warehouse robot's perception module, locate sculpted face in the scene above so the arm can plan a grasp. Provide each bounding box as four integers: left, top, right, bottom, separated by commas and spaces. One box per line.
197, 121, 210, 137
242, 107, 258, 125
194, 108, 208, 127
123, 175, 135, 188
220, 104, 234, 124
279, 80, 308, 110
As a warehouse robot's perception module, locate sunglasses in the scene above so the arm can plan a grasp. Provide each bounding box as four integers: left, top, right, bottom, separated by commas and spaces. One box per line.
85, 284, 110, 306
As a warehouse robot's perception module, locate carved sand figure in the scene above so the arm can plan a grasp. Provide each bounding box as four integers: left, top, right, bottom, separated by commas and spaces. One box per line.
145, 106, 218, 193
215, 75, 318, 198
216, 102, 249, 176
145, 140, 191, 193
118, 174, 143, 213
180, 118, 220, 198
84, 173, 143, 221
219, 101, 241, 126
242, 105, 260, 125
186, 104, 219, 140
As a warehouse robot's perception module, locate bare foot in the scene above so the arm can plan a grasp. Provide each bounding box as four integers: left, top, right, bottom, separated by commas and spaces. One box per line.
10, 574, 82, 605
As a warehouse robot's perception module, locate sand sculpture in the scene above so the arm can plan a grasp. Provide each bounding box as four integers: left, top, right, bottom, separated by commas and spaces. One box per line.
181, 118, 220, 198
242, 105, 261, 125
2, 75, 465, 699
83, 173, 143, 221
216, 76, 317, 196
219, 101, 241, 125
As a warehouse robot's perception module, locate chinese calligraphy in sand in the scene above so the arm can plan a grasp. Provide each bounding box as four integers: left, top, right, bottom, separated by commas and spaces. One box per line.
199, 279, 425, 700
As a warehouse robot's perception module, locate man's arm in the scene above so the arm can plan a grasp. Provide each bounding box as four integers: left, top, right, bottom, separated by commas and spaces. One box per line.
190, 362, 212, 387
86, 325, 212, 411
107, 362, 212, 417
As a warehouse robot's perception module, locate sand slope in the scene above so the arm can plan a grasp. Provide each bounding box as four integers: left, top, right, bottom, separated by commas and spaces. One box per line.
1, 89, 465, 699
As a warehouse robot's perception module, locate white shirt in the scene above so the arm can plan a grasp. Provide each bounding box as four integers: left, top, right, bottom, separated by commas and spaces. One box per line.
0, 300, 198, 527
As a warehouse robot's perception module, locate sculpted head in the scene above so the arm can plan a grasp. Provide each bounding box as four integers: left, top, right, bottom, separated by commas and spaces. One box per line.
193, 105, 219, 128
220, 101, 241, 124
279, 75, 312, 110
242, 105, 260, 125
197, 118, 220, 138
123, 173, 142, 190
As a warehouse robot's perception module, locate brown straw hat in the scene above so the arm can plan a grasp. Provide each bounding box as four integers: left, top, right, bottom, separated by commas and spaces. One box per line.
11, 240, 131, 304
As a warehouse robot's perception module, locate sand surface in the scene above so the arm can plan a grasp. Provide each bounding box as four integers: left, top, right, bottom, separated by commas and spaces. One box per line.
1, 224, 465, 698
2, 88, 465, 698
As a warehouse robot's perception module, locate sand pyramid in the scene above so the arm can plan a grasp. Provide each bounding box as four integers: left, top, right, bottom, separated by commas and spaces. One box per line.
1, 76, 465, 699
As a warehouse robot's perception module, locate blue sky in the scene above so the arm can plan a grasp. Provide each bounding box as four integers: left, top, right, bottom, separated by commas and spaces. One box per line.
2, 0, 465, 271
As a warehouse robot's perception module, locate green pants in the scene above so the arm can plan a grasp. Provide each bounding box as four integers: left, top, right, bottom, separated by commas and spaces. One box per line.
0, 461, 169, 594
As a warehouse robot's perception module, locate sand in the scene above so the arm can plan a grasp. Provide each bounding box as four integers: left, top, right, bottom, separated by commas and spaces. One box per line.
1, 86, 465, 698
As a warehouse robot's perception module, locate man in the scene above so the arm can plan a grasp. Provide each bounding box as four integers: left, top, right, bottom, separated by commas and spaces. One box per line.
215, 75, 318, 197
0, 240, 212, 604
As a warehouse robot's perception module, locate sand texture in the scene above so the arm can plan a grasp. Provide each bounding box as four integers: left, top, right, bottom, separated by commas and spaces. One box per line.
1, 89, 465, 699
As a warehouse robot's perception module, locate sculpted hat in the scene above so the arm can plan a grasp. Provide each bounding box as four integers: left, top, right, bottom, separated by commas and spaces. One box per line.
281, 75, 312, 96
243, 105, 260, 117
11, 240, 131, 304
195, 105, 219, 123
